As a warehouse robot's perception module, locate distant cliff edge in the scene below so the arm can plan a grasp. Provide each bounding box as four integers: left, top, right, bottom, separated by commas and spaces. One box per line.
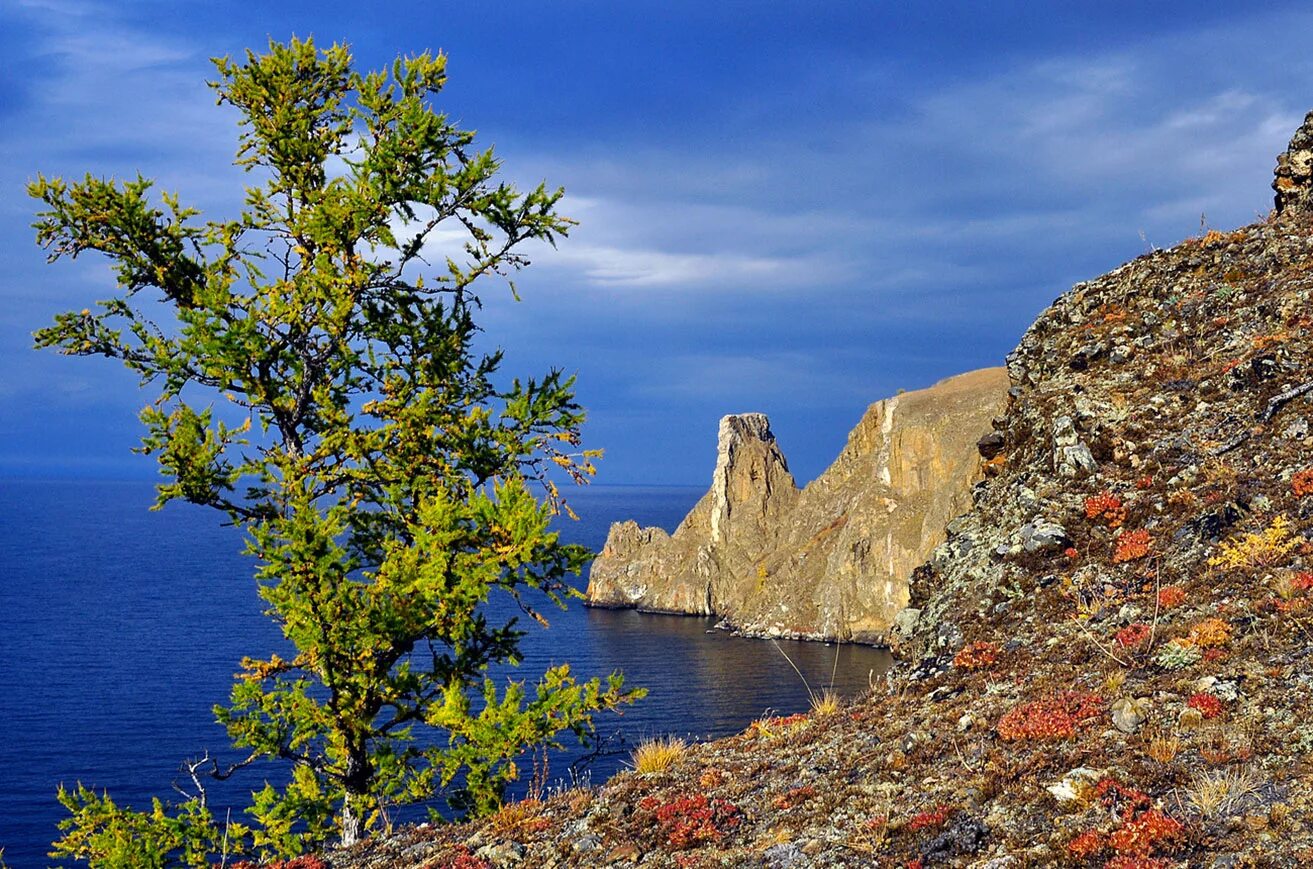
586, 367, 1010, 643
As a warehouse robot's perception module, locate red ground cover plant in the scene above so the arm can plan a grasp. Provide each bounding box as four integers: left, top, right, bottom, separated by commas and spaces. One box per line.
997, 691, 1104, 741
642, 794, 742, 849
1071, 777, 1184, 863
1086, 492, 1127, 527
1187, 692, 1224, 719
1115, 623, 1152, 648
231, 859, 330, 869
1292, 468, 1313, 497
1109, 810, 1183, 855
1067, 829, 1106, 859
1113, 529, 1153, 563
1157, 585, 1187, 608
953, 640, 1000, 670
906, 804, 955, 831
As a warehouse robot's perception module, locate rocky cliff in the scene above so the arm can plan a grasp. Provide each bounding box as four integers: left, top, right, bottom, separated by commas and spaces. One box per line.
335, 111, 1313, 869
587, 368, 1010, 643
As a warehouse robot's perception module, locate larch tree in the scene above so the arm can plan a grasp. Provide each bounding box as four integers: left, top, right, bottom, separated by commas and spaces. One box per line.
33, 37, 641, 863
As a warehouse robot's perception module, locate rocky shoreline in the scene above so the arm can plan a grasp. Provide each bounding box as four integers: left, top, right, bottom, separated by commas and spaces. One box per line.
330, 112, 1313, 868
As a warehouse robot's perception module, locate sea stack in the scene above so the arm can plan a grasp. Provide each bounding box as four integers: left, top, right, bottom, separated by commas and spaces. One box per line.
586, 367, 1010, 643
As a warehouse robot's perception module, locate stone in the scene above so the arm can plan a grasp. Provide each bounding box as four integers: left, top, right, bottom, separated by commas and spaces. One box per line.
1274, 110, 1313, 215
1111, 696, 1150, 733
1019, 518, 1068, 553
977, 430, 1005, 459
586, 368, 1010, 642
475, 841, 525, 866
1045, 767, 1103, 803
1053, 415, 1097, 478
893, 607, 923, 637
763, 843, 805, 868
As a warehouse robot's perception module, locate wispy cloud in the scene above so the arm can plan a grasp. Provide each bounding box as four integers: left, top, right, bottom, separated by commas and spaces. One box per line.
4, 1, 1313, 481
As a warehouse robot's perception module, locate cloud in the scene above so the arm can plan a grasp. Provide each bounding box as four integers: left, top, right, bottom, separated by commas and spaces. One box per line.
1, 0, 240, 208
5, 1, 1313, 482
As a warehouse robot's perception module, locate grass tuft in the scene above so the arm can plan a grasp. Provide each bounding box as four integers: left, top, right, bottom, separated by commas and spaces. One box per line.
810, 690, 842, 717
630, 736, 688, 775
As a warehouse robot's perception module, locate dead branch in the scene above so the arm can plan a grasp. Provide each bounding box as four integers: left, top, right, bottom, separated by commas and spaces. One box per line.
1259, 379, 1313, 422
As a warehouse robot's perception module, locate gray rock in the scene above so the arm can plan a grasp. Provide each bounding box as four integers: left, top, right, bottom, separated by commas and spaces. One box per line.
1053, 415, 1098, 478
1111, 697, 1150, 733
1274, 109, 1313, 214
763, 843, 805, 868
476, 841, 525, 866
893, 607, 922, 637
1020, 519, 1068, 553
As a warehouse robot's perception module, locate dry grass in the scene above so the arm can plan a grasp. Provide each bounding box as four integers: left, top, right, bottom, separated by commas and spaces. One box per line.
630, 736, 688, 775
487, 798, 549, 838
1104, 669, 1128, 696
810, 690, 842, 717
1186, 767, 1263, 818
1146, 734, 1181, 764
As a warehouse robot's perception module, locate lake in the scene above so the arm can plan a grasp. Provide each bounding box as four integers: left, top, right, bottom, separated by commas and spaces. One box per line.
0, 479, 891, 866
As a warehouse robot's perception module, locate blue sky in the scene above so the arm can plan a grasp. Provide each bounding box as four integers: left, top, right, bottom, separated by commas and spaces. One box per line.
1, 1, 1310, 485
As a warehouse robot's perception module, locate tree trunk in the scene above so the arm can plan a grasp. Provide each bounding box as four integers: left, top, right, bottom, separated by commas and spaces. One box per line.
339, 749, 372, 847
341, 790, 364, 847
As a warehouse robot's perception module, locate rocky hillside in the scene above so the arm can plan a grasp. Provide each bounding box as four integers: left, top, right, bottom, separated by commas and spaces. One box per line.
587, 369, 1009, 643
334, 114, 1313, 868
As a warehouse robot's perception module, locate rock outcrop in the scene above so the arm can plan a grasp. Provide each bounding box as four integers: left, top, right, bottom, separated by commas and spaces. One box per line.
586, 368, 1010, 642
337, 107, 1313, 869
1274, 109, 1313, 215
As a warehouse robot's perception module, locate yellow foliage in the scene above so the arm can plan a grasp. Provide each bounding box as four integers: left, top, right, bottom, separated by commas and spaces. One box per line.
1186, 617, 1232, 648
1209, 515, 1299, 570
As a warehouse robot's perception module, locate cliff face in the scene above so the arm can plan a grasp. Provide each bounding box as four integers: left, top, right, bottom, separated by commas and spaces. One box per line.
586, 413, 799, 616
586, 368, 1010, 642
339, 109, 1313, 869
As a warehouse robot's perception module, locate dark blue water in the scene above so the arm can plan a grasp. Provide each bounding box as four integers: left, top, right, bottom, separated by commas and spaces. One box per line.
0, 479, 891, 866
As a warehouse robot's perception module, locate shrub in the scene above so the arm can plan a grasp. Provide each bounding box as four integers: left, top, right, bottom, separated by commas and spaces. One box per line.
1185, 617, 1231, 648
1153, 640, 1202, 670
772, 785, 816, 810
953, 641, 1000, 670
1157, 586, 1187, 609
